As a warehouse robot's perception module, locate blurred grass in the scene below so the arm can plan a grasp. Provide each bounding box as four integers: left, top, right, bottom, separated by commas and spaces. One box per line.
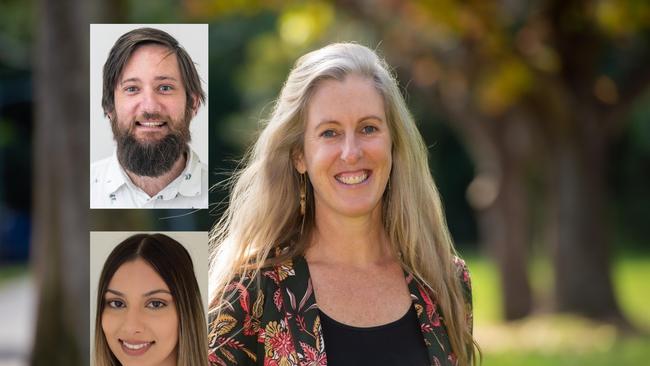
0, 263, 28, 285
464, 252, 650, 365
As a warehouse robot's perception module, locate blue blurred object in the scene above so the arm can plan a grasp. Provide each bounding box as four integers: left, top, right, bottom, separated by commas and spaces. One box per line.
0, 206, 30, 262
0, 71, 32, 263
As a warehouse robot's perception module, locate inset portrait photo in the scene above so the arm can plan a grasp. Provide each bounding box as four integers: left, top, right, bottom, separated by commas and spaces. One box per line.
90, 24, 209, 209
90, 231, 208, 366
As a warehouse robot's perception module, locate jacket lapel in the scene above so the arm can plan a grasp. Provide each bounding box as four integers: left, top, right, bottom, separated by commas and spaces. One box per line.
406, 272, 455, 366
277, 256, 327, 366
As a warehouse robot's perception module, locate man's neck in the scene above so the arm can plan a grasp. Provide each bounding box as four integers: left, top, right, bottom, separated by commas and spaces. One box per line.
125, 152, 187, 197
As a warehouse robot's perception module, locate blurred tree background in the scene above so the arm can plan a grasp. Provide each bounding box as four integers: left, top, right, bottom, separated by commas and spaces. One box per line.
0, 0, 648, 365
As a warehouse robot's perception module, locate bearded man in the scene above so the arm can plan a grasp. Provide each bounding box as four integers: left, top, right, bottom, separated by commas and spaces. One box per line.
91, 27, 207, 208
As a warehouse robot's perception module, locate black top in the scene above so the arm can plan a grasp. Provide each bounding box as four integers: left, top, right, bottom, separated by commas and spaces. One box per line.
319, 305, 430, 366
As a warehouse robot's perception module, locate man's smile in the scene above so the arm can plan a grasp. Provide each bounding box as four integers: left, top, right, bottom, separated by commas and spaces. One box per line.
136, 121, 166, 127
133, 120, 169, 137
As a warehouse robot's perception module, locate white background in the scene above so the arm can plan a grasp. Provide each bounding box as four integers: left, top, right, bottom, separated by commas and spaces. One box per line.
89, 24, 209, 164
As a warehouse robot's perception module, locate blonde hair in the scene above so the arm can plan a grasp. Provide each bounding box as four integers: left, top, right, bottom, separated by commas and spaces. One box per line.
209, 42, 478, 365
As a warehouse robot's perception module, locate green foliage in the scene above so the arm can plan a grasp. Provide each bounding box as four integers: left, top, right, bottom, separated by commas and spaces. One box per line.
613, 253, 650, 329
0, 0, 33, 70
465, 254, 650, 365
0, 264, 28, 285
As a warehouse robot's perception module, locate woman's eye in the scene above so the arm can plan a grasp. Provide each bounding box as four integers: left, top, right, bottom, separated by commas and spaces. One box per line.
361, 125, 378, 134
159, 85, 173, 92
147, 300, 167, 309
320, 130, 337, 138
107, 300, 125, 309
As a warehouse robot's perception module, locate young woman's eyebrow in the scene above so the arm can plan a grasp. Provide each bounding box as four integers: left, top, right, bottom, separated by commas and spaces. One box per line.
143, 289, 172, 297
105, 289, 171, 297
106, 289, 124, 296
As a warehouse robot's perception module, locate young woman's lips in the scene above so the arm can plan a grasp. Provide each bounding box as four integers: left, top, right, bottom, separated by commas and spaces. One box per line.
334, 169, 371, 185
119, 339, 154, 356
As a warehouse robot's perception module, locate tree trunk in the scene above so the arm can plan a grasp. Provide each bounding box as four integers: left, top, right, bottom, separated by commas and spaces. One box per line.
451, 110, 534, 321
483, 118, 533, 320
31, 0, 92, 364
487, 157, 532, 320
550, 109, 627, 326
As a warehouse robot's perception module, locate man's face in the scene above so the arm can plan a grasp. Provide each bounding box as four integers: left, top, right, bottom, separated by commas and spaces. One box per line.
109, 43, 195, 177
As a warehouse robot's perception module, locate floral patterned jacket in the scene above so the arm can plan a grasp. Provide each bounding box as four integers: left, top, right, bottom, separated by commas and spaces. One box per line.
208, 255, 472, 366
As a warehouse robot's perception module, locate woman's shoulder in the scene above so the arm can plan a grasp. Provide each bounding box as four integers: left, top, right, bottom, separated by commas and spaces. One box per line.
208, 257, 301, 366
452, 255, 473, 334
452, 256, 472, 293
214, 255, 306, 311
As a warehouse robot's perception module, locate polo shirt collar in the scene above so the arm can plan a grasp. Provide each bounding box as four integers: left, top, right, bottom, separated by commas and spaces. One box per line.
105, 148, 203, 200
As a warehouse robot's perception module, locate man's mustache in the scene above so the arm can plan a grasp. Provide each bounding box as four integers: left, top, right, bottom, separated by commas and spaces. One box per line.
139, 112, 167, 121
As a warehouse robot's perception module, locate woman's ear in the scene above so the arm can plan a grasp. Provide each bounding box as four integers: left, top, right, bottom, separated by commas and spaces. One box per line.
292, 150, 307, 174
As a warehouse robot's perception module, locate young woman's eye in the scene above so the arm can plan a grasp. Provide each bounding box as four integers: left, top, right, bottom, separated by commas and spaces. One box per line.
361, 125, 378, 134
320, 129, 337, 138
106, 300, 125, 309
146, 300, 167, 309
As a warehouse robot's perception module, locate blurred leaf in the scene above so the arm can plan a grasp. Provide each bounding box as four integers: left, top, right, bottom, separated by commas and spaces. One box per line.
477, 57, 533, 116
595, 0, 650, 37
278, 2, 333, 46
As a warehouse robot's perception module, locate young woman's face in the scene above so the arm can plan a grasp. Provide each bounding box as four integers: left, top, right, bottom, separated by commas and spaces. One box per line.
296, 74, 392, 220
102, 258, 178, 366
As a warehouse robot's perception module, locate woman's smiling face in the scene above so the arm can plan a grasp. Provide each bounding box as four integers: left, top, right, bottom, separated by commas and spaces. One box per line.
101, 258, 178, 366
295, 74, 392, 220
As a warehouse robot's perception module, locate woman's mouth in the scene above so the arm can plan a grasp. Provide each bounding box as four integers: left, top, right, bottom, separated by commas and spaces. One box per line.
335, 170, 370, 185
119, 339, 154, 356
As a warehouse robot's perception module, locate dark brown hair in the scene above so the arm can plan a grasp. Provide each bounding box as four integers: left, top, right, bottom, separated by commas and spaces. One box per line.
94, 233, 208, 366
101, 27, 206, 117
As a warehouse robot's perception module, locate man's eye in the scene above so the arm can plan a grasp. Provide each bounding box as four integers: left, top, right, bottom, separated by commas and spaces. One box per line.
159, 85, 173, 92
146, 300, 167, 309
361, 125, 378, 134
106, 300, 125, 309
320, 130, 337, 138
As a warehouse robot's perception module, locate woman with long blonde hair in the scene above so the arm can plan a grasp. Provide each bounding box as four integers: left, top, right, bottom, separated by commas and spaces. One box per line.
209, 43, 478, 366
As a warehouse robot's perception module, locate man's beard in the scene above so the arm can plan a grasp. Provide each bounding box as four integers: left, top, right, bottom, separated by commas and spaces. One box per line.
112, 111, 192, 178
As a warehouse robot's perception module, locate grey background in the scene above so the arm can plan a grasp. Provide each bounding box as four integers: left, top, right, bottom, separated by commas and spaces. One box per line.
89, 231, 209, 359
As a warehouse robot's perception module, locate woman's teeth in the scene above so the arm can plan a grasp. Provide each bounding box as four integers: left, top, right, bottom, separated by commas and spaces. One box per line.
122, 341, 151, 350
336, 172, 368, 185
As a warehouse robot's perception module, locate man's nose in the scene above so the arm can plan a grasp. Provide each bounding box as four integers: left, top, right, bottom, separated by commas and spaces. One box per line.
340, 134, 362, 164
139, 88, 163, 115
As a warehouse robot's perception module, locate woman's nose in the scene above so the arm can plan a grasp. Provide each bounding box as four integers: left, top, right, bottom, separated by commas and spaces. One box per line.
340, 134, 362, 164
121, 308, 146, 334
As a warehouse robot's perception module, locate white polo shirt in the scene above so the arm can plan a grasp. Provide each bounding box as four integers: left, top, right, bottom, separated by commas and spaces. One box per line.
90, 149, 208, 209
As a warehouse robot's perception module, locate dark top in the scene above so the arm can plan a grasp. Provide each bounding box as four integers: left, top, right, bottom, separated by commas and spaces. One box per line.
208, 255, 473, 366
319, 305, 430, 366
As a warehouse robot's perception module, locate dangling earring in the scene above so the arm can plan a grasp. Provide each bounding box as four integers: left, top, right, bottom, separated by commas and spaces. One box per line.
299, 173, 307, 236
300, 173, 307, 216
